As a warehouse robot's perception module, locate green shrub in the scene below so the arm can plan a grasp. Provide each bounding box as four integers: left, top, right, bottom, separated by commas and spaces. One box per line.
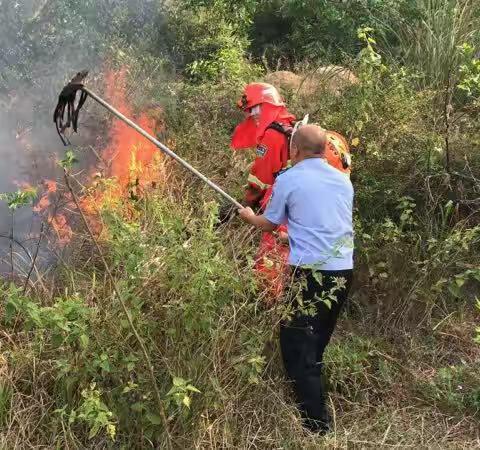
249, 0, 420, 65
159, 0, 260, 83
325, 335, 397, 402
418, 365, 480, 415
0, 383, 12, 427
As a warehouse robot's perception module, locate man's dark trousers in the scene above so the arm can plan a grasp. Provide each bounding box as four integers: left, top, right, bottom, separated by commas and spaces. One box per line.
280, 268, 353, 432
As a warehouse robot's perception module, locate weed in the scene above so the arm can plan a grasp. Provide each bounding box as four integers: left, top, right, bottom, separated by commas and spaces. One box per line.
0, 383, 12, 427
418, 364, 480, 416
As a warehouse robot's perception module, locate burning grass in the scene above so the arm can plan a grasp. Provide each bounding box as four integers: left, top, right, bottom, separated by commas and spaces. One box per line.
25, 68, 167, 252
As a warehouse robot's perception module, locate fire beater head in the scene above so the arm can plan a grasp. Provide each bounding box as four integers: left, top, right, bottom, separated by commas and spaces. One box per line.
53, 70, 89, 146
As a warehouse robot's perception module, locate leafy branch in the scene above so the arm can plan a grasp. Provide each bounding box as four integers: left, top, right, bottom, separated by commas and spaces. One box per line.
60, 153, 172, 448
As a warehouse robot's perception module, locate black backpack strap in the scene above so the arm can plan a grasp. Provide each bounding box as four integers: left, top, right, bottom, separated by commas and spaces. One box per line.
276, 167, 290, 178
266, 121, 293, 138
266, 121, 295, 179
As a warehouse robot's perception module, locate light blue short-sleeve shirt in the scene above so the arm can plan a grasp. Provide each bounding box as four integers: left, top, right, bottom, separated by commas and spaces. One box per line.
264, 158, 354, 270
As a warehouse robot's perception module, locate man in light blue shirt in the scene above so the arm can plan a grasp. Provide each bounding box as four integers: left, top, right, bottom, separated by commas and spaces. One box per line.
239, 124, 354, 434
264, 149, 353, 270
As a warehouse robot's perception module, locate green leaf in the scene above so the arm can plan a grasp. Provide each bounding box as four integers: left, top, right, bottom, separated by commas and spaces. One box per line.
474, 331, 480, 345
79, 334, 89, 350
355, 120, 364, 131
186, 385, 201, 393
166, 387, 176, 397
172, 377, 186, 387
51, 333, 65, 347
5, 302, 16, 324
448, 284, 462, 299
146, 412, 162, 425
89, 422, 101, 439
312, 270, 323, 285
100, 359, 111, 373
182, 395, 191, 409
60, 150, 78, 169
131, 402, 145, 412
122, 382, 137, 394
471, 272, 480, 283
0, 188, 37, 210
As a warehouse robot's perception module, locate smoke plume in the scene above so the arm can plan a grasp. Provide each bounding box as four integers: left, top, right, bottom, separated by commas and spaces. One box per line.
0, 0, 159, 275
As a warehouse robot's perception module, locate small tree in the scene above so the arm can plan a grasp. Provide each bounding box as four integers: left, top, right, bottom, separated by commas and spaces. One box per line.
0, 188, 37, 276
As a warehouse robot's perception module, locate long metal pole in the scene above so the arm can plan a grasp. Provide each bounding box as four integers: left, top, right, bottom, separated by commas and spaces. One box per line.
82, 87, 243, 209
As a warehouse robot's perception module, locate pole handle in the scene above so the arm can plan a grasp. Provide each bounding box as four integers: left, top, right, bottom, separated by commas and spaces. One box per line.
82, 87, 243, 209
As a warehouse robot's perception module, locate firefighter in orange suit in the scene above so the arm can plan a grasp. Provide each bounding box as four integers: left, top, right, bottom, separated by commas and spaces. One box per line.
231, 82, 351, 301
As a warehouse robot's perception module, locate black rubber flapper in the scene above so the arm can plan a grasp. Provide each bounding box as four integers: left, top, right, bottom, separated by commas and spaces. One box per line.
53, 70, 89, 146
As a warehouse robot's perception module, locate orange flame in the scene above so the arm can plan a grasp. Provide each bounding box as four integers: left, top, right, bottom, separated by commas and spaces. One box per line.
33, 179, 73, 247
49, 213, 73, 246
24, 67, 166, 249
103, 68, 165, 190
33, 179, 57, 212
76, 67, 167, 235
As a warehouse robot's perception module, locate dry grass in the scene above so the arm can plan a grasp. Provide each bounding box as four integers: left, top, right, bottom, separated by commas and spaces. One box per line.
265, 67, 359, 99
1, 266, 479, 449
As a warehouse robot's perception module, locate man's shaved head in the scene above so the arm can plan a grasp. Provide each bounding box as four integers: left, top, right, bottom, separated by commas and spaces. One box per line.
292, 124, 327, 156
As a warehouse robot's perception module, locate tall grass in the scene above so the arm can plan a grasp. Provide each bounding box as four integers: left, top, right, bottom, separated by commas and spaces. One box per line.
391, 0, 480, 88
1, 177, 479, 448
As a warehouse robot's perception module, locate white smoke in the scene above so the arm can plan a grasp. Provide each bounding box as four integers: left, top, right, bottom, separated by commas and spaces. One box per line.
0, 0, 160, 276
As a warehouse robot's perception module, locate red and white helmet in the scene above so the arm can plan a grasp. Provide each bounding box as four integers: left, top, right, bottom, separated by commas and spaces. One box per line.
237, 82, 285, 111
